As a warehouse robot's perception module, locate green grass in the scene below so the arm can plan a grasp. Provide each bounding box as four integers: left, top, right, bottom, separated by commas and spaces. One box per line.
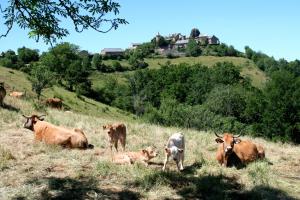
102, 56, 267, 88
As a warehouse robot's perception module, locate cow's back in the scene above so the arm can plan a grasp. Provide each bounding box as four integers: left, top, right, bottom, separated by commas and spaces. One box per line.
114, 123, 126, 138
167, 132, 185, 149
34, 121, 70, 143
233, 140, 258, 163
46, 98, 62, 109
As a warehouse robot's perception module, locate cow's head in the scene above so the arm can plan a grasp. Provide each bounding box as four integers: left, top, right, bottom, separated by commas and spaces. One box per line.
142, 146, 159, 161
103, 124, 114, 138
215, 132, 241, 155
165, 146, 184, 162
22, 114, 45, 131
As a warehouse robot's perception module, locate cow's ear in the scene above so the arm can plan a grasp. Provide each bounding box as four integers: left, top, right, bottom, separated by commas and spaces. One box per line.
234, 138, 241, 144
215, 138, 224, 143
164, 147, 170, 154
178, 148, 184, 153
142, 149, 148, 154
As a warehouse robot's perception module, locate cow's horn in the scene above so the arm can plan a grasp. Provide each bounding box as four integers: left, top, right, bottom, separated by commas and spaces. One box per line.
214, 132, 222, 138
233, 133, 242, 138
37, 114, 46, 119
22, 114, 30, 118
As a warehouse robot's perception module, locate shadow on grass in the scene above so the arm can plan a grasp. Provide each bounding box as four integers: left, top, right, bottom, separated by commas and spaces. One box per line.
182, 161, 203, 175
128, 169, 296, 200
2, 103, 20, 112
16, 176, 141, 200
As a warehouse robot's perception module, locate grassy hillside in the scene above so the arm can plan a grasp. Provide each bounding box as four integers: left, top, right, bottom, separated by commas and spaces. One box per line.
103, 56, 267, 88
0, 66, 135, 121
0, 94, 299, 199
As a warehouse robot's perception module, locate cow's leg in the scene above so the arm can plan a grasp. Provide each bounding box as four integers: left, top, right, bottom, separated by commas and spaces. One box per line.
181, 153, 184, 169
120, 137, 126, 151
176, 160, 181, 171
179, 154, 184, 171
162, 155, 169, 171
114, 140, 118, 152
61, 137, 72, 148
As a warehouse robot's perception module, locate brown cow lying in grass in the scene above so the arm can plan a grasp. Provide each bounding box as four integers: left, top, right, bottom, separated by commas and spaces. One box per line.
45, 98, 63, 109
9, 91, 24, 98
0, 82, 6, 107
215, 132, 265, 167
23, 114, 93, 149
103, 123, 126, 152
112, 146, 158, 166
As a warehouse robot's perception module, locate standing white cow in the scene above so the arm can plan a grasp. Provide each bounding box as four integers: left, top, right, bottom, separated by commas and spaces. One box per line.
162, 132, 185, 171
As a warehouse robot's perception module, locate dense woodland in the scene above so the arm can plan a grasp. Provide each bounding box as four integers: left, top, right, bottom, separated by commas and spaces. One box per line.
0, 41, 299, 143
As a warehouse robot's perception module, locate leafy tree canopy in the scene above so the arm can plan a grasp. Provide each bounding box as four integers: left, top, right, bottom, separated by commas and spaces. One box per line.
190, 28, 200, 38
0, 0, 128, 44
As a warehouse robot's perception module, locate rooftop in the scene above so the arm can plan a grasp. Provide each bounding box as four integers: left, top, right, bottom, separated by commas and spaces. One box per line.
101, 48, 124, 52
175, 39, 189, 45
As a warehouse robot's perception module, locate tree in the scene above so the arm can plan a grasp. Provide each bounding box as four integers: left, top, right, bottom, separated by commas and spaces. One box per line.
259, 70, 300, 142
0, 0, 128, 44
92, 53, 102, 70
0, 50, 18, 68
17, 47, 39, 63
151, 35, 168, 48
186, 39, 201, 57
40, 42, 79, 80
190, 28, 200, 38
135, 42, 155, 58
245, 46, 254, 59
29, 64, 53, 100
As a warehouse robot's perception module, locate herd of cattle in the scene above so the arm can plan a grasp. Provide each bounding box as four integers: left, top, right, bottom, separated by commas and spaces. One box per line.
21, 114, 265, 171
0, 82, 63, 109
1, 82, 265, 171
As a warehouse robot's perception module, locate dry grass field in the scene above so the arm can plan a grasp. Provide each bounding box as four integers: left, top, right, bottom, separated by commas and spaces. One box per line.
1, 95, 300, 200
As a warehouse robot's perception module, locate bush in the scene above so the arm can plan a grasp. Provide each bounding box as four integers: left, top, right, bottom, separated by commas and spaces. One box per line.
111, 60, 123, 71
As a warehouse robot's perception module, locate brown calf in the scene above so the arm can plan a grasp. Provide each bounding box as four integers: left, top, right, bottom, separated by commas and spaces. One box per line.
112, 146, 158, 166
103, 123, 126, 152
45, 98, 63, 109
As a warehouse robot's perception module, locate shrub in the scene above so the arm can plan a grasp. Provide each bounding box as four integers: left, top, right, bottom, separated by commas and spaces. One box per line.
0, 146, 15, 171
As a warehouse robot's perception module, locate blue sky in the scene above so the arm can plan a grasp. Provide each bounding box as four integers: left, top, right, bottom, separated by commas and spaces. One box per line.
0, 0, 299, 60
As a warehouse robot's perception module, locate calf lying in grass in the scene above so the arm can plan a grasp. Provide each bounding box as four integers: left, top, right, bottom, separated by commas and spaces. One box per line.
112, 146, 158, 166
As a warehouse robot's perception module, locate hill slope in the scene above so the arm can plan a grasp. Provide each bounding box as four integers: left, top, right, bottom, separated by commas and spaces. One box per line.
0, 65, 299, 199
103, 56, 267, 88
0, 66, 135, 121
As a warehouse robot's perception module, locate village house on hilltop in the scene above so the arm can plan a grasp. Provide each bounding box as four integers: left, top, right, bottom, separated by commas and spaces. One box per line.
100, 48, 124, 56
152, 29, 220, 55
100, 28, 220, 57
